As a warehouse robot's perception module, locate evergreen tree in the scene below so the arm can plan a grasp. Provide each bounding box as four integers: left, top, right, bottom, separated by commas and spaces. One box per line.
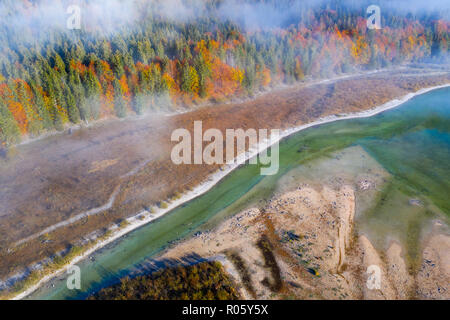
0, 97, 21, 146
65, 87, 80, 124
113, 79, 127, 118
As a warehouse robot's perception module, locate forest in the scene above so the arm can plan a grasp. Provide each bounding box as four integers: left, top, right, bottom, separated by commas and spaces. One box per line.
0, 0, 448, 147
89, 261, 241, 300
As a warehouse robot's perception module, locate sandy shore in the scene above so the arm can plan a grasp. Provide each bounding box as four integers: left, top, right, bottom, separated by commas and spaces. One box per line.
157, 177, 450, 299
10, 82, 450, 300
416, 221, 450, 299
159, 184, 357, 299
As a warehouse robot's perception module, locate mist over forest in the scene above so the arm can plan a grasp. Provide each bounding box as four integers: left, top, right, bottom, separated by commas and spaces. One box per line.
0, 0, 448, 147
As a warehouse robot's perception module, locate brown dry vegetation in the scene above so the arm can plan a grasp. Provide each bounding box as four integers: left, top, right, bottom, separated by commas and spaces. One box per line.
0, 67, 449, 284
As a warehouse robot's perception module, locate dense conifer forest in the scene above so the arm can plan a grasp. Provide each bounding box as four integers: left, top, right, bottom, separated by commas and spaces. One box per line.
0, 0, 448, 146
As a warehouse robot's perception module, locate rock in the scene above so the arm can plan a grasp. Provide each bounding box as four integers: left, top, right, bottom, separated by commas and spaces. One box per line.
408, 199, 423, 206
358, 179, 374, 190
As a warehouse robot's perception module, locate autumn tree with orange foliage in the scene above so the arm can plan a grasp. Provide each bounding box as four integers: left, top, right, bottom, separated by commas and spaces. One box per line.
0, 0, 448, 145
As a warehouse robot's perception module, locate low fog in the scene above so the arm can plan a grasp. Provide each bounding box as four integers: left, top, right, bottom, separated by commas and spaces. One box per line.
0, 0, 449, 40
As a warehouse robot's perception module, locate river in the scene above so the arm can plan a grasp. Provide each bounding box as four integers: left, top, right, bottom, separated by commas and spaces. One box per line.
29, 86, 450, 299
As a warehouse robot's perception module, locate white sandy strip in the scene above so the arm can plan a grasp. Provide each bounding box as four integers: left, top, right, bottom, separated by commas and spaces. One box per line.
11, 82, 450, 300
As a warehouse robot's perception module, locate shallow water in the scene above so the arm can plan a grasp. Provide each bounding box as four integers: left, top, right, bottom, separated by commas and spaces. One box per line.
30, 87, 450, 299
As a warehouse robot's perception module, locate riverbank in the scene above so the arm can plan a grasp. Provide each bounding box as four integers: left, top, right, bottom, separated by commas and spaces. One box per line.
155, 147, 450, 299
7, 78, 450, 300
10, 76, 450, 249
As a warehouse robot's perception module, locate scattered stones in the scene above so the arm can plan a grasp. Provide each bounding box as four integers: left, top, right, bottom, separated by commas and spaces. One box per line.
408, 199, 423, 206
358, 179, 374, 190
